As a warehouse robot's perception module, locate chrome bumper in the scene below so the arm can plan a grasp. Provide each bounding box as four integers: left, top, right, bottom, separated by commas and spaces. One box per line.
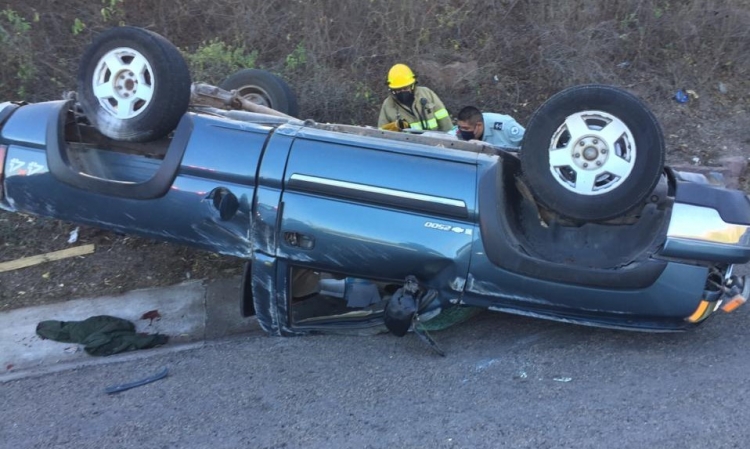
662, 203, 750, 263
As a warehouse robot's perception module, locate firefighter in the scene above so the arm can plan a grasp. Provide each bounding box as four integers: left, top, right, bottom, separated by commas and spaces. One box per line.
377, 64, 452, 132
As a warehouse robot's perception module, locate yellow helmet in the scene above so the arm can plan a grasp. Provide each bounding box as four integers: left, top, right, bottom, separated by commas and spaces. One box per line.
387, 64, 416, 89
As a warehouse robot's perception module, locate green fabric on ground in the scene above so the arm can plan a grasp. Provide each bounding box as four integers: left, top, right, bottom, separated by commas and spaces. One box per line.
36, 315, 169, 356
417, 306, 483, 331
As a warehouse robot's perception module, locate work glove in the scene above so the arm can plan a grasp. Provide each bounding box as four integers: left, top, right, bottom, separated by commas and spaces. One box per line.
381, 121, 401, 132
381, 119, 410, 132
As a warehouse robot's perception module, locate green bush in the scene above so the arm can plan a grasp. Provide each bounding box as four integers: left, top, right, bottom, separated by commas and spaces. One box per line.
183, 39, 258, 85
0, 8, 37, 98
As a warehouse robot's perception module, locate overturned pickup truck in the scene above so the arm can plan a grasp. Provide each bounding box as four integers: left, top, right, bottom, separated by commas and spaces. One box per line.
2, 27, 750, 346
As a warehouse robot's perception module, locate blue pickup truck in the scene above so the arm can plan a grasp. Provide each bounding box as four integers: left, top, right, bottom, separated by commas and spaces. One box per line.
2, 27, 749, 346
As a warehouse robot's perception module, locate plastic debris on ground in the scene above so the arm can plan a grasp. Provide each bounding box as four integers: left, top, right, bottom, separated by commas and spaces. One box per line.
67, 227, 79, 244
674, 90, 689, 103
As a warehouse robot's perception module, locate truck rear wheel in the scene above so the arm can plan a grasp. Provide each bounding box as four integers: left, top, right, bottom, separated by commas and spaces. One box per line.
220, 69, 299, 117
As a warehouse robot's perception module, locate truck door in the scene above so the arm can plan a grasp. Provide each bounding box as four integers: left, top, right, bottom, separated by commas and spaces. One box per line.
278, 128, 478, 300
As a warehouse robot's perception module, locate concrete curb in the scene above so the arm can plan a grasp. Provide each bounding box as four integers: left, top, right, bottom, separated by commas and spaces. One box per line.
1, 276, 260, 381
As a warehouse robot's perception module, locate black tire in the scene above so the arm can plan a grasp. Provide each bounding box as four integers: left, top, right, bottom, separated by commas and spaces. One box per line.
219, 69, 299, 117
520, 84, 665, 222
77, 26, 191, 142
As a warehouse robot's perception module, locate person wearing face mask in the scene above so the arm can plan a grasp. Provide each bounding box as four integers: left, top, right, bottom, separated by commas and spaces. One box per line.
378, 64, 452, 132
455, 105, 525, 150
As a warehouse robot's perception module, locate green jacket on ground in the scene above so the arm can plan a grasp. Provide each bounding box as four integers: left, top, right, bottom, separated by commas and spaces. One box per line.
36, 315, 168, 356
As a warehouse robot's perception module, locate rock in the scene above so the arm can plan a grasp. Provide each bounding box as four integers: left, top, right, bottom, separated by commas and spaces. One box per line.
415, 60, 479, 88
722, 155, 749, 179
670, 156, 748, 189
718, 82, 728, 94
329, 46, 357, 67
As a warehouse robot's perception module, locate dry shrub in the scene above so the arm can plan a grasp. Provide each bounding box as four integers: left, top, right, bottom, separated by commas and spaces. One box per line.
0, 0, 747, 124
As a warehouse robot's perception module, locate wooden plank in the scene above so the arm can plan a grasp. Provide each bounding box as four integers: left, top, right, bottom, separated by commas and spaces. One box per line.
0, 244, 96, 273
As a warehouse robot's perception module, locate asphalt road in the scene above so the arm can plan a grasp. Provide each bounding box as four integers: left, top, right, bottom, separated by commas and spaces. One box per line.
3, 297, 750, 449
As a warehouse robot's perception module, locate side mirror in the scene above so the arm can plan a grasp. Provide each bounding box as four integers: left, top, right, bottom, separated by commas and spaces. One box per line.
384, 275, 422, 337
384, 288, 416, 337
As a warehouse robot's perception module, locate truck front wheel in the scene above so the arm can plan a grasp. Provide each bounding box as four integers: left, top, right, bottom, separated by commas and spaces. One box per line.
77, 26, 191, 143
520, 84, 665, 222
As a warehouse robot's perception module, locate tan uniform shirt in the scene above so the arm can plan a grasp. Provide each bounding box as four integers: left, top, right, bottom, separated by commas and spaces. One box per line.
378, 86, 452, 132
